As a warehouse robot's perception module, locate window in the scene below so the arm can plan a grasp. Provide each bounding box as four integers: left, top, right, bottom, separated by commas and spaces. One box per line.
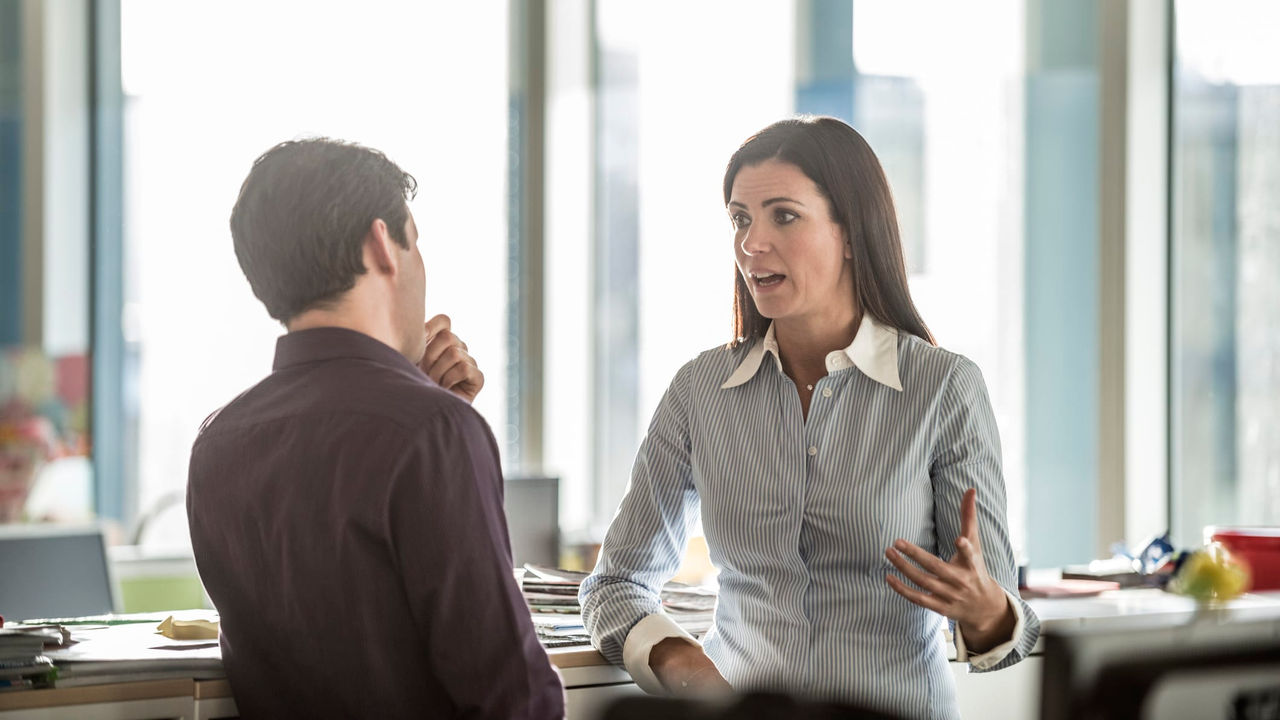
546, 0, 798, 533
119, 0, 510, 543
100, 1, 1120, 567
1171, 0, 1280, 545
1, 0, 94, 526
546, 0, 1035, 559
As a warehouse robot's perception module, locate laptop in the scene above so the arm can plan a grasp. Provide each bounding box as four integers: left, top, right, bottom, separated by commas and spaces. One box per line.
0, 524, 115, 621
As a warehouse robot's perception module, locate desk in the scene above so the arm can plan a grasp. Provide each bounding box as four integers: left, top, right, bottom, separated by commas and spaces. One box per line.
0, 679, 219, 720
3, 591, 1279, 720
0, 646, 630, 720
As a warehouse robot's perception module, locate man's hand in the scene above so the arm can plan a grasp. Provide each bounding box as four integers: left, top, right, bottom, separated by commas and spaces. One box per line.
883, 488, 1016, 652
419, 314, 484, 404
649, 637, 732, 698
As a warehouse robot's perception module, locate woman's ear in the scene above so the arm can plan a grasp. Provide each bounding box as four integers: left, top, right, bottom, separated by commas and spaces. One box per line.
843, 238, 854, 261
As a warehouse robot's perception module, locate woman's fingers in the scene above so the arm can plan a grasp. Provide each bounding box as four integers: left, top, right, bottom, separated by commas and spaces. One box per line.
885, 536, 1003, 624
891, 540, 962, 584
885, 574, 948, 616
885, 547, 956, 602
957, 536, 989, 575
959, 488, 984, 554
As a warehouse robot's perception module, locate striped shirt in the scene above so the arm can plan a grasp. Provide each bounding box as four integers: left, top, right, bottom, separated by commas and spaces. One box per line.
579, 314, 1040, 720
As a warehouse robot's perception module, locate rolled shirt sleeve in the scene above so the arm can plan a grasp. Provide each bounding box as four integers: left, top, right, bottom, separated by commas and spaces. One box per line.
953, 588, 1028, 670
622, 613, 701, 694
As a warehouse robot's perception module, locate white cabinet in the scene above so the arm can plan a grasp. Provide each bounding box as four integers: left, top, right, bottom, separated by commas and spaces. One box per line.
558, 658, 1044, 720
560, 664, 644, 720
565, 684, 646, 720
953, 657, 1042, 720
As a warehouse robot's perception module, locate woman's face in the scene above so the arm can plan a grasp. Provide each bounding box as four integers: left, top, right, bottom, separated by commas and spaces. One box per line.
729, 159, 855, 327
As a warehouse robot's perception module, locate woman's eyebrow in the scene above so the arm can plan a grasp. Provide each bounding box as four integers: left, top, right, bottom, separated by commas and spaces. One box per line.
728, 197, 805, 209
762, 197, 803, 207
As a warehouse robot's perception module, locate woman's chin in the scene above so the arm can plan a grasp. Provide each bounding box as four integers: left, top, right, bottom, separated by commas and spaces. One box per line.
753, 302, 791, 321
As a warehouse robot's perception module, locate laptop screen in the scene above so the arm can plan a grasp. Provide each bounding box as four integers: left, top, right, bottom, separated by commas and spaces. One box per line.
0, 526, 115, 621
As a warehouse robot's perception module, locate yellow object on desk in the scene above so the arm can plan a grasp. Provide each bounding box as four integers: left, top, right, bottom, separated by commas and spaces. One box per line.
155, 615, 219, 640
1170, 542, 1250, 603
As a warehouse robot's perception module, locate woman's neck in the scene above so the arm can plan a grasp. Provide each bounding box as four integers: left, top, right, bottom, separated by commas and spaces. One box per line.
774, 308, 862, 388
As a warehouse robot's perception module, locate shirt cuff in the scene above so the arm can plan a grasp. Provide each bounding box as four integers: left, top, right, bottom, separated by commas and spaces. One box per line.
954, 588, 1025, 670
622, 612, 701, 694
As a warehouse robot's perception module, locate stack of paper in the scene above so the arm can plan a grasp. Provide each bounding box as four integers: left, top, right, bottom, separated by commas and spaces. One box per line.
519, 565, 719, 649
0, 626, 64, 691
44, 619, 224, 688
660, 584, 717, 636
520, 565, 592, 648
522, 565, 587, 614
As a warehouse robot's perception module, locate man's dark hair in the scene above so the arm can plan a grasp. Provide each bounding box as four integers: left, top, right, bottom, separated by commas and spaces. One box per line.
230, 138, 418, 322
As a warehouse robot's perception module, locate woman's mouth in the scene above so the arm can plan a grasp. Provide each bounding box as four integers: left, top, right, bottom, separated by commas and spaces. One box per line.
751, 271, 786, 290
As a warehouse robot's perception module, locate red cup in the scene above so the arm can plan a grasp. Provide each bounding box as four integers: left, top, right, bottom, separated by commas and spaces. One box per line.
1206, 526, 1280, 592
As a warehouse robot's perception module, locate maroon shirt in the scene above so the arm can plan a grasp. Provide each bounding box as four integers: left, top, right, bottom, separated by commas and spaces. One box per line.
187, 327, 563, 719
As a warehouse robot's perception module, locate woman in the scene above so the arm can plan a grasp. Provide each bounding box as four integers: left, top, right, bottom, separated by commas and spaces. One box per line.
579, 116, 1039, 720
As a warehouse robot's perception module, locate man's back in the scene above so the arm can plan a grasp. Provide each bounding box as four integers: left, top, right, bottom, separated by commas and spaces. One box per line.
188, 327, 563, 719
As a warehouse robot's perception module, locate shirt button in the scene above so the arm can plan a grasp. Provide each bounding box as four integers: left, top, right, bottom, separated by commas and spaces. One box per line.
821, 387, 833, 398
807, 446, 818, 456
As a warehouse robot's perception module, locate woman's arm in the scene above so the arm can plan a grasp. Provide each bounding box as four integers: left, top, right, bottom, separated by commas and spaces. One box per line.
578, 361, 729, 694
884, 356, 1040, 671
649, 637, 731, 695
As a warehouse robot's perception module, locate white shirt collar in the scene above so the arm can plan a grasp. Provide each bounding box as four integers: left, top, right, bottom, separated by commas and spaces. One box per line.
720, 314, 904, 392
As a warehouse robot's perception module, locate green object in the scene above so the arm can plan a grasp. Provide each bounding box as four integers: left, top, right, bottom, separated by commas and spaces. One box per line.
1171, 543, 1249, 603
118, 575, 207, 614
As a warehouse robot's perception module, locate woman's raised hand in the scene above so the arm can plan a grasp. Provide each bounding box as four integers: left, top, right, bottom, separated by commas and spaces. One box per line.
883, 488, 1014, 651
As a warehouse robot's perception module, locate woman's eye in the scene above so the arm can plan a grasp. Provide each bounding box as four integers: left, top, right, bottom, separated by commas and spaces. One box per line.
775, 210, 798, 224
731, 213, 752, 229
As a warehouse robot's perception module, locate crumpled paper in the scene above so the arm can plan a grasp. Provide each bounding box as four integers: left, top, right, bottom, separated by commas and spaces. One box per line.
156, 615, 219, 640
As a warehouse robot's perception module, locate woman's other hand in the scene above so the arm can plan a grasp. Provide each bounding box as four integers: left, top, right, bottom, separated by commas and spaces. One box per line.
883, 488, 1016, 652
649, 637, 733, 697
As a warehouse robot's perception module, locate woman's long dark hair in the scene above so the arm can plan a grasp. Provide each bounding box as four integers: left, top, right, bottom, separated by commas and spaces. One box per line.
724, 116, 933, 346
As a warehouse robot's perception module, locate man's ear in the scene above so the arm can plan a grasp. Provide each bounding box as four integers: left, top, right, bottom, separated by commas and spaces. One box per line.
364, 218, 399, 275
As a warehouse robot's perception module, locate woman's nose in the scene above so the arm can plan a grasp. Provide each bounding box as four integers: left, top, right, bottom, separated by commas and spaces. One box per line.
739, 226, 771, 256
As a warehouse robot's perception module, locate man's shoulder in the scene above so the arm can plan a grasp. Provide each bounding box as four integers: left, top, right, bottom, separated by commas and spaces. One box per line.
344, 360, 481, 429
196, 358, 484, 444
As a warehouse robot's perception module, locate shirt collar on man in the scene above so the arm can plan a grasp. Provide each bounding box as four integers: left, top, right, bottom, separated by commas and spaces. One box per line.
720, 313, 904, 392
272, 326, 427, 380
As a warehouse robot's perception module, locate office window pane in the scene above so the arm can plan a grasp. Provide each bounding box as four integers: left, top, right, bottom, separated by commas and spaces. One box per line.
1171, 0, 1280, 544
845, 0, 1028, 557
548, 0, 1032, 561
541, 0, 797, 534
1, 0, 94, 525
120, 0, 509, 543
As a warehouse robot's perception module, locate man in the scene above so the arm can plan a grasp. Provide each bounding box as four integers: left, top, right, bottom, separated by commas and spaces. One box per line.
187, 138, 563, 719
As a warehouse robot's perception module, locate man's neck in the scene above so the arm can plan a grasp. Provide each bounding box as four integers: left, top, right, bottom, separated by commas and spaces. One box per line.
287, 306, 406, 359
